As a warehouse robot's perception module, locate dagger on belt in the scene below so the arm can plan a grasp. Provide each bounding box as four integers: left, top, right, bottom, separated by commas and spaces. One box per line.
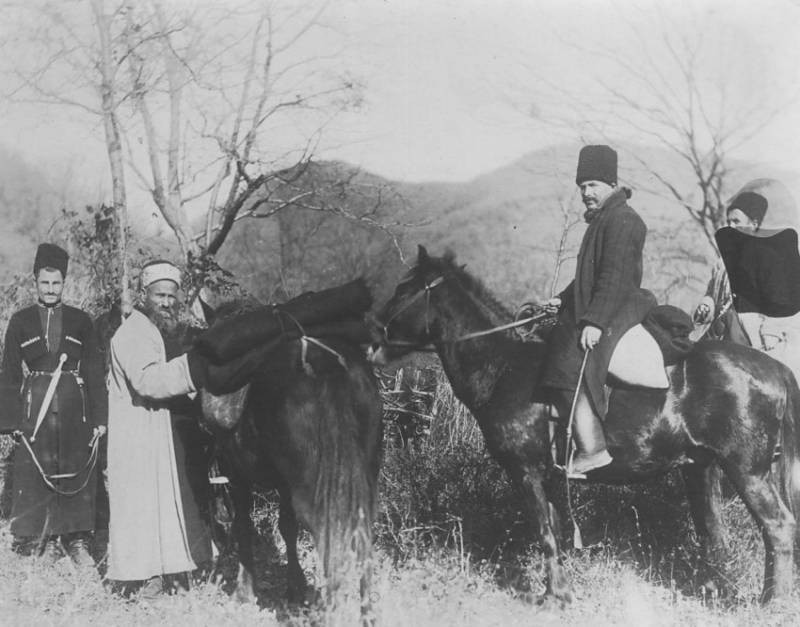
30, 353, 68, 443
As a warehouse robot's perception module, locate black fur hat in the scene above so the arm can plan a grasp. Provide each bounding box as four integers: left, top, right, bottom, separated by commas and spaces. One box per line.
33, 243, 69, 277
728, 191, 768, 225
575, 145, 618, 186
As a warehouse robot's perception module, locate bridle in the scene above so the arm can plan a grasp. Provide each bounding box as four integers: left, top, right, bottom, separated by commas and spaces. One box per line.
381, 275, 445, 348
380, 274, 550, 349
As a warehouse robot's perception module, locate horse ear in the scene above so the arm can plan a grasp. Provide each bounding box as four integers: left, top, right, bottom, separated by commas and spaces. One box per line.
417, 245, 429, 262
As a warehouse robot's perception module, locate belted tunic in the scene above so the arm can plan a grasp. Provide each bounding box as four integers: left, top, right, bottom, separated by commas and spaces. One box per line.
0, 303, 106, 537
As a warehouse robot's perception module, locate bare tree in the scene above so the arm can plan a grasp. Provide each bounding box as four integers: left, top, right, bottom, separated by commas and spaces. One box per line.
2, 0, 403, 284
90, 0, 132, 307
514, 149, 584, 298
519, 4, 798, 252
116, 0, 391, 266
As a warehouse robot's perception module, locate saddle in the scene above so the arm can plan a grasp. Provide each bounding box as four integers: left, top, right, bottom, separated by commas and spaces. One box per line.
608, 324, 669, 389
608, 305, 694, 389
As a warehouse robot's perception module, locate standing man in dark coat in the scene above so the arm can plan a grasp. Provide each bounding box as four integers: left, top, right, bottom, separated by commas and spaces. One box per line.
0, 244, 107, 565
542, 145, 656, 477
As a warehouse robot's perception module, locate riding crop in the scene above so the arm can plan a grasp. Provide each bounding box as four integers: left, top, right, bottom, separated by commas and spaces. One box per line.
564, 349, 591, 550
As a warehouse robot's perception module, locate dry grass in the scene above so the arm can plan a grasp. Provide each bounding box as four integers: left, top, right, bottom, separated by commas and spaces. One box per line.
2, 364, 800, 625
0, 523, 276, 626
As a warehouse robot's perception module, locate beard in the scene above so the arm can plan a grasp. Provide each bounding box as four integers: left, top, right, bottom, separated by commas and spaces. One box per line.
144, 302, 181, 338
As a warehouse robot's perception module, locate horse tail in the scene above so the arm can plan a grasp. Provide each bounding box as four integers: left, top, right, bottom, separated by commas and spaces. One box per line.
778, 368, 800, 522
307, 360, 382, 609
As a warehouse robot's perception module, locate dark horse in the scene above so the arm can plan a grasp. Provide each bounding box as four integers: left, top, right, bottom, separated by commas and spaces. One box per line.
370, 246, 800, 604
194, 300, 383, 621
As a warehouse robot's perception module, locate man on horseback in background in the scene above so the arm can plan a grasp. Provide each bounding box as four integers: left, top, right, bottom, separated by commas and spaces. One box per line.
693, 179, 800, 381
541, 145, 656, 477
106, 260, 210, 598
0, 243, 107, 566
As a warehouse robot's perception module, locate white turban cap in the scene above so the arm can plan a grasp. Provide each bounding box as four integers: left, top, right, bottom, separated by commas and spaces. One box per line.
140, 260, 182, 289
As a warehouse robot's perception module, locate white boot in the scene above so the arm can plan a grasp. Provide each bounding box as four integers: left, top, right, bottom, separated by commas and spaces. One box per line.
568, 387, 612, 479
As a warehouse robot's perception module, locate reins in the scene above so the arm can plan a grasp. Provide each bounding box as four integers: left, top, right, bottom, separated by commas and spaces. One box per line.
381, 274, 550, 348
19, 432, 102, 497
454, 313, 549, 342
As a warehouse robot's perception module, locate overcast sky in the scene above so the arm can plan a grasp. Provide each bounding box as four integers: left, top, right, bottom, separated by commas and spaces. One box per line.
0, 0, 798, 198
325, 0, 800, 180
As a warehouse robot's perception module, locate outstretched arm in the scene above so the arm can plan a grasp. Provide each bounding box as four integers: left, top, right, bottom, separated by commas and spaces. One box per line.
110, 329, 197, 401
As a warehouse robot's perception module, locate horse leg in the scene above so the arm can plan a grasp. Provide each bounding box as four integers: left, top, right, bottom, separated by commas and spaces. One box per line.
229, 479, 258, 604
546, 393, 578, 547
508, 457, 573, 604
681, 463, 728, 595
722, 466, 795, 603
278, 492, 308, 605
359, 555, 375, 627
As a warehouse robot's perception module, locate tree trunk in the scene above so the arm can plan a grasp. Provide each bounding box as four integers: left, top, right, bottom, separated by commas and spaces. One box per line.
90, 0, 130, 312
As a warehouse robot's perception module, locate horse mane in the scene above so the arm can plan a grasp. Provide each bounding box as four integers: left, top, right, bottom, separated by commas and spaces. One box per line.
422, 250, 513, 323
210, 295, 264, 322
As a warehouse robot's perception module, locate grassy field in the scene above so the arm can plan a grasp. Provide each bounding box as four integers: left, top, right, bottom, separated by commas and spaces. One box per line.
2, 366, 800, 625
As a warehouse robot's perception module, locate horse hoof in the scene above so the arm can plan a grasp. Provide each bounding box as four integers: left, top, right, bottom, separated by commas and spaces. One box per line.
699, 580, 722, 601
286, 584, 311, 606
531, 591, 572, 609
233, 586, 257, 605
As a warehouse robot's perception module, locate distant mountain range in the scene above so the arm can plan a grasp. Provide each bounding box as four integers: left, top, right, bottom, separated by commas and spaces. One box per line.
219, 142, 799, 313
3, 141, 797, 316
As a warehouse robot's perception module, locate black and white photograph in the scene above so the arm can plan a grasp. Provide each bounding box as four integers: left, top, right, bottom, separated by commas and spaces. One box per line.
0, 0, 799, 624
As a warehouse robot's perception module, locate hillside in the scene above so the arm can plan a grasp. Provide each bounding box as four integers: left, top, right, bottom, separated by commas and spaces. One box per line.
219, 142, 800, 314
392, 142, 800, 311
0, 147, 70, 280
3, 140, 797, 316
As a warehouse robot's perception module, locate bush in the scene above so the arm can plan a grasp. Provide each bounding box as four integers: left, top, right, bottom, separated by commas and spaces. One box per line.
376, 367, 532, 564
376, 364, 772, 604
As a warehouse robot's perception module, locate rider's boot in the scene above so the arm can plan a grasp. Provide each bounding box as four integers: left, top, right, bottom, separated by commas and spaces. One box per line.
569, 388, 612, 478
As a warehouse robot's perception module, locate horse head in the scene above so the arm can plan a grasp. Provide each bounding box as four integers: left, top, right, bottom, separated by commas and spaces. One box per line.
192, 295, 260, 432
369, 245, 465, 364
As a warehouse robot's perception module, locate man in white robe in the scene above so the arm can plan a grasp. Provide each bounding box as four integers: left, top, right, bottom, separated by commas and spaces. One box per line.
106, 260, 207, 594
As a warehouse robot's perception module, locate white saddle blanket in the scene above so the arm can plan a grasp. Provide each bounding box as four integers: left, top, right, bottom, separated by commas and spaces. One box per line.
608, 324, 669, 389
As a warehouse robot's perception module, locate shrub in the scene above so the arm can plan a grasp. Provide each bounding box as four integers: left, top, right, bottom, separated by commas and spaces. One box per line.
376, 366, 531, 564
376, 364, 772, 604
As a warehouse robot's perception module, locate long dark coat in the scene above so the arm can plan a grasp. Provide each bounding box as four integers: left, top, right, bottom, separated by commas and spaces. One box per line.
542, 188, 656, 415
0, 304, 107, 537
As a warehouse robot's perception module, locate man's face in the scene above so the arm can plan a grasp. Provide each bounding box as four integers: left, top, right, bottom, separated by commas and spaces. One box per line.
727, 208, 760, 234
35, 268, 64, 306
579, 180, 615, 211
144, 280, 180, 332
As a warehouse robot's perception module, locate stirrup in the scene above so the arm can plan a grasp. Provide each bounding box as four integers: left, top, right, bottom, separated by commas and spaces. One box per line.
553, 463, 588, 481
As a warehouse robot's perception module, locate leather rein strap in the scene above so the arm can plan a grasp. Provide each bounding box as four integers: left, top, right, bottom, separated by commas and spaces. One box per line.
382, 274, 548, 347
19, 432, 101, 497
